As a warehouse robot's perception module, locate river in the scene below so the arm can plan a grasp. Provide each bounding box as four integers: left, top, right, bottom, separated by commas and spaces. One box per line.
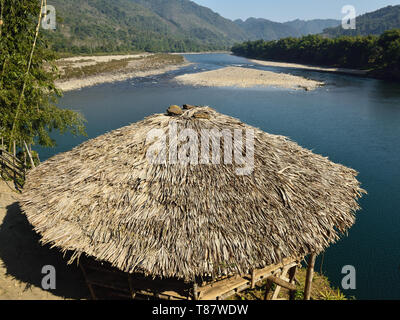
38, 53, 400, 299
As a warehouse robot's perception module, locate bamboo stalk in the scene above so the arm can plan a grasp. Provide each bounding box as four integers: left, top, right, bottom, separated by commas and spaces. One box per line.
12, 141, 15, 181
24, 140, 35, 168
9, 0, 45, 146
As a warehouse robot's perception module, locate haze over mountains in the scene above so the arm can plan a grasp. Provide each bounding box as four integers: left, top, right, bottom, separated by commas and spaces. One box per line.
45, 0, 399, 53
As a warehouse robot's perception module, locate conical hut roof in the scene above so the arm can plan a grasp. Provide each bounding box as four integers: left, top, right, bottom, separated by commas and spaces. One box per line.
20, 106, 365, 280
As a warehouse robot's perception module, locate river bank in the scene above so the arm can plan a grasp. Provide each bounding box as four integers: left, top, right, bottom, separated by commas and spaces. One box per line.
55, 53, 191, 92
248, 58, 368, 76
175, 66, 324, 90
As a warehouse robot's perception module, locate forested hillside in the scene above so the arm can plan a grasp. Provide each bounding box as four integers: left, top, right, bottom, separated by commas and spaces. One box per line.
234, 18, 301, 40
130, 0, 248, 42
283, 19, 340, 36
323, 5, 400, 37
45, 0, 247, 53
44, 0, 342, 54
235, 18, 340, 40
232, 29, 400, 80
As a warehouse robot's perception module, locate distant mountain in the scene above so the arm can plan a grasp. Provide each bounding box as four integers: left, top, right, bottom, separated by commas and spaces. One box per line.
323, 5, 400, 37
45, 0, 391, 54
283, 19, 340, 36
234, 18, 300, 40
45, 0, 248, 53
234, 18, 340, 40
130, 0, 248, 42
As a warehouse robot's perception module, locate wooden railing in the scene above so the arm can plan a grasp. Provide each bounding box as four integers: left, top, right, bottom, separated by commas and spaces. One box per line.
0, 146, 26, 190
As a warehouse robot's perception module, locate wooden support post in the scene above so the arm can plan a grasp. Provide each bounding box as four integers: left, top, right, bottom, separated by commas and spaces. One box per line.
268, 275, 297, 291
271, 265, 292, 300
304, 253, 317, 300
250, 269, 256, 289
288, 265, 298, 300
263, 278, 273, 300
193, 282, 198, 300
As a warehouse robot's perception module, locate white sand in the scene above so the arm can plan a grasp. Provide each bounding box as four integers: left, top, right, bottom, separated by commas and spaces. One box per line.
249, 58, 368, 76
175, 66, 324, 90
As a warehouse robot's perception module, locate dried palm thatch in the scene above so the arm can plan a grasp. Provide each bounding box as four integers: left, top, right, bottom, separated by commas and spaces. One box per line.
20, 106, 365, 281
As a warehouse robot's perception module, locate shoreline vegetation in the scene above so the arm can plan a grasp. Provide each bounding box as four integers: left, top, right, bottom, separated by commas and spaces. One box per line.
232, 30, 400, 81
175, 66, 324, 91
248, 58, 368, 76
55, 53, 190, 92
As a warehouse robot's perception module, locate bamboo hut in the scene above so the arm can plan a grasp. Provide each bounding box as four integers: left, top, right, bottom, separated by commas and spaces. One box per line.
20, 106, 365, 300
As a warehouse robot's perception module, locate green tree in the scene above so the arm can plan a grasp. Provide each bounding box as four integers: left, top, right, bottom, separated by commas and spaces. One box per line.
232, 30, 400, 80
376, 29, 400, 79
0, 0, 86, 155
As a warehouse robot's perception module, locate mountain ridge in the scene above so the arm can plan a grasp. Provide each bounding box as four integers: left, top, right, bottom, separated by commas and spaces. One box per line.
323, 5, 400, 37
234, 17, 341, 40
44, 1, 396, 53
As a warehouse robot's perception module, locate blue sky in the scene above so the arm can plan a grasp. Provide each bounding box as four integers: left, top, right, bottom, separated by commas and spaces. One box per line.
193, 0, 400, 22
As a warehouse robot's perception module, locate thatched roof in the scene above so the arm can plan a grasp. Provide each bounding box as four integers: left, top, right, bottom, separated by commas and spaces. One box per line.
20, 106, 365, 280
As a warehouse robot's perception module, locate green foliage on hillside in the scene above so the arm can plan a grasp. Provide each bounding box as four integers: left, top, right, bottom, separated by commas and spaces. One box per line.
44, 0, 246, 54
44, 0, 344, 54
234, 18, 301, 40
324, 5, 400, 37
232, 30, 400, 80
235, 18, 340, 41
0, 0, 85, 151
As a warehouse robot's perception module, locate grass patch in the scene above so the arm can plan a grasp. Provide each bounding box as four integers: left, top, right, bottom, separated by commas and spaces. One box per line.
58, 54, 185, 81
228, 269, 352, 301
